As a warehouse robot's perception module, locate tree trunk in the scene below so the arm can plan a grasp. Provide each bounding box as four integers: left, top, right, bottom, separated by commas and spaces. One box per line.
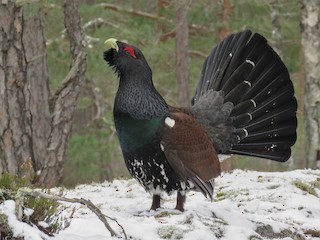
300, 0, 320, 169
36, 0, 87, 186
0, 1, 39, 180
0, 0, 87, 186
219, 0, 232, 41
175, 0, 190, 107
269, 0, 283, 58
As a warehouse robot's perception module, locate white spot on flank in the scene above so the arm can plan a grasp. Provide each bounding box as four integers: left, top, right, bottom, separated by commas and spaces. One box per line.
246, 59, 255, 67
160, 169, 169, 183
247, 113, 253, 121
133, 159, 143, 167
165, 117, 175, 128
153, 159, 160, 167
229, 53, 233, 57
180, 182, 187, 192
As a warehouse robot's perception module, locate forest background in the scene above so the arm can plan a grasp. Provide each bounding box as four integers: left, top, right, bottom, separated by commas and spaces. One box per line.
44, 0, 308, 186
1, 0, 317, 187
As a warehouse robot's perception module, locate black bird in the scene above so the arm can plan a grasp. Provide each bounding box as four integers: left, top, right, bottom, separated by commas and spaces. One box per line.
103, 30, 297, 212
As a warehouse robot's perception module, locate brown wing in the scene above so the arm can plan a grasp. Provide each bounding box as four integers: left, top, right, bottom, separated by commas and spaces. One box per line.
161, 111, 221, 198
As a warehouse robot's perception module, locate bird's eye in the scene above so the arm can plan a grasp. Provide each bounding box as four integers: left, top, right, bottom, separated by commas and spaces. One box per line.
124, 47, 136, 59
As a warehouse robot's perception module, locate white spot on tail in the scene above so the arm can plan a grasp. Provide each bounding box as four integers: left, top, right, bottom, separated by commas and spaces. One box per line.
243, 128, 249, 137
271, 144, 277, 149
246, 59, 255, 67
247, 113, 253, 121
250, 99, 257, 108
244, 81, 252, 87
165, 117, 175, 128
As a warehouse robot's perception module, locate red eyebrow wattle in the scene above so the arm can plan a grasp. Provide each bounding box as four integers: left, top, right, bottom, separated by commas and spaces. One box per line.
124, 47, 136, 58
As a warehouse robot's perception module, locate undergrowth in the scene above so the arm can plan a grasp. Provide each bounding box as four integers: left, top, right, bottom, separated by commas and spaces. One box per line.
0, 173, 69, 237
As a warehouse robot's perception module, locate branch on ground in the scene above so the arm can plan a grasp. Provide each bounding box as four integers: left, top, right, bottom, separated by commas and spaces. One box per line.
15, 188, 128, 239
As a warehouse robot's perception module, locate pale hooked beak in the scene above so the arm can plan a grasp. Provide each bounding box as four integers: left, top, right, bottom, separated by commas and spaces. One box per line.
104, 38, 119, 52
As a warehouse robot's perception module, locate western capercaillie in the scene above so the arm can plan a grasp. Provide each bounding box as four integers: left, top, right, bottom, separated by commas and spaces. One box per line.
103, 30, 297, 212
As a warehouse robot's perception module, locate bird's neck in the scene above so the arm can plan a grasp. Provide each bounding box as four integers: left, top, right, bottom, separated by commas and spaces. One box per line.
114, 74, 169, 119
113, 75, 168, 152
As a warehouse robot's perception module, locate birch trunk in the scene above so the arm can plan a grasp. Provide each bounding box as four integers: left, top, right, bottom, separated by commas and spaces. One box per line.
175, 0, 190, 107
300, 0, 320, 168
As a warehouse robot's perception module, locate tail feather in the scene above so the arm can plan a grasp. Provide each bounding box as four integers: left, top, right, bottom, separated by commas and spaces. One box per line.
244, 61, 287, 101
193, 30, 252, 102
192, 30, 297, 162
241, 120, 297, 142
249, 90, 296, 122
230, 148, 292, 162
219, 31, 253, 88
221, 60, 254, 95
224, 80, 251, 104
242, 101, 297, 132
234, 88, 296, 128
240, 34, 268, 63
249, 71, 290, 104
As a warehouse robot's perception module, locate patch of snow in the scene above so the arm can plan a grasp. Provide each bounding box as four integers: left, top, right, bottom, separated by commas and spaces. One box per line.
1, 169, 320, 240
0, 200, 50, 240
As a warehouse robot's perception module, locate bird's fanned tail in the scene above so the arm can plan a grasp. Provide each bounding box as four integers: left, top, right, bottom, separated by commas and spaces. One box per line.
192, 30, 297, 162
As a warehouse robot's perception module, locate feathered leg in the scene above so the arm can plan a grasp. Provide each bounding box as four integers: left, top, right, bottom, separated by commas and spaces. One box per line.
175, 191, 186, 212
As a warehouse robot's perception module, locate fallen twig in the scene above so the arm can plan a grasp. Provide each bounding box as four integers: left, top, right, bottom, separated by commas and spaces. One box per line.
17, 188, 127, 239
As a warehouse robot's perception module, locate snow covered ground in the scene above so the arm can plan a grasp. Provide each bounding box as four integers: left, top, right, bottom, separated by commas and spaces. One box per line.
1, 169, 320, 240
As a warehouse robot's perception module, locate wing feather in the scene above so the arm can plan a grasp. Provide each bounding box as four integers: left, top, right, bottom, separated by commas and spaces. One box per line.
161, 112, 221, 198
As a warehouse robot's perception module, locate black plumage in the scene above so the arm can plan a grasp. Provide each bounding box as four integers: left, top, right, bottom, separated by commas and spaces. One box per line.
103, 30, 297, 211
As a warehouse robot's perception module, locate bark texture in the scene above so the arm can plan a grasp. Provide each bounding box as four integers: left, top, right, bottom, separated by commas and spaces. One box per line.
269, 0, 283, 58
0, 2, 37, 180
300, 0, 320, 168
36, 0, 87, 186
175, 0, 190, 107
0, 0, 87, 186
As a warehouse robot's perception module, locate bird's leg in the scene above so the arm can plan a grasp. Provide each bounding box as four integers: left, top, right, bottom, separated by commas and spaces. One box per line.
150, 194, 161, 211
175, 191, 186, 212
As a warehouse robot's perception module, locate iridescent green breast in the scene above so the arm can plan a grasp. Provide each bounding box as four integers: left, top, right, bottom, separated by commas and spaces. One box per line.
114, 112, 164, 152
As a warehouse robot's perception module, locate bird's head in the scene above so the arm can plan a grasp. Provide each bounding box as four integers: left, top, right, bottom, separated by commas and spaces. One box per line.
104, 38, 151, 77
